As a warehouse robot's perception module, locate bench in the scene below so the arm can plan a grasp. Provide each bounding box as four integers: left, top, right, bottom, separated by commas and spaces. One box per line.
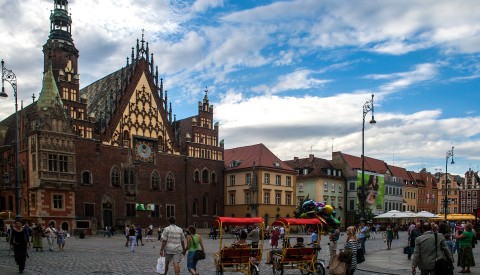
276, 247, 315, 263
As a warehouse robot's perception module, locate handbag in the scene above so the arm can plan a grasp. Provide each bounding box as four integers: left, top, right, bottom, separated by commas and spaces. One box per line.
356, 246, 365, 264
196, 249, 206, 260
329, 254, 346, 275
156, 256, 165, 274
338, 249, 352, 264
192, 235, 206, 260
403, 246, 410, 254
434, 233, 453, 275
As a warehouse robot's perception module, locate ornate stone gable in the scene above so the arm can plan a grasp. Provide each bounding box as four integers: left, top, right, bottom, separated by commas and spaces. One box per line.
106, 72, 177, 154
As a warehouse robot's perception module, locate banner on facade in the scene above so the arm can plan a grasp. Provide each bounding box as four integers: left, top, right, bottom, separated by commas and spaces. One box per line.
357, 172, 384, 213
136, 203, 155, 211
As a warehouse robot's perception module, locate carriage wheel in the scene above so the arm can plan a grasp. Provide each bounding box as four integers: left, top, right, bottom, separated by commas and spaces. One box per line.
271, 259, 284, 275
313, 262, 325, 275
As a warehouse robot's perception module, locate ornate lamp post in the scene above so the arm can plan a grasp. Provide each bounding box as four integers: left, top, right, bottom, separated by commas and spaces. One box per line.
443, 147, 454, 220
360, 94, 376, 223
0, 59, 22, 221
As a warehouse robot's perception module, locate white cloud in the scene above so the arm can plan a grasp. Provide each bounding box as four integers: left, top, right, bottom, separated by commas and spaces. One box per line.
252, 69, 331, 94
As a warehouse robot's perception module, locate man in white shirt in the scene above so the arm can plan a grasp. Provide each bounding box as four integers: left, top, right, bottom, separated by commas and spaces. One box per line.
160, 217, 186, 275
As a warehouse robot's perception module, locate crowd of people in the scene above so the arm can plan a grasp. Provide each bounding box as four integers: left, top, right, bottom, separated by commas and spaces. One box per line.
4, 217, 478, 274
5, 221, 68, 273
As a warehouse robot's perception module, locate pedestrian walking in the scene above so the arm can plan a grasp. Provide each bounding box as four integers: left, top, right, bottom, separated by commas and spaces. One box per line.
136, 225, 144, 246
125, 225, 130, 247
10, 220, 30, 273
358, 222, 368, 254
44, 224, 55, 251
56, 226, 66, 252
128, 225, 136, 252
32, 225, 44, 252
412, 222, 453, 275
329, 228, 340, 263
386, 224, 394, 250
456, 222, 475, 273
248, 226, 260, 248
157, 225, 162, 241
160, 217, 187, 275
186, 225, 204, 275
344, 226, 359, 275
270, 227, 280, 248
407, 223, 421, 260
146, 225, 153, 242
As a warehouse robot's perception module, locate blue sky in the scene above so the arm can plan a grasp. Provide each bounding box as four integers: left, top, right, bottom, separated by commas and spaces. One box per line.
1, 0, 479, 176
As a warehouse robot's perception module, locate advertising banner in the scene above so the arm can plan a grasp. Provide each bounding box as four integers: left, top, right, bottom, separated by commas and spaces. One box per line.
357, 172, 384, 212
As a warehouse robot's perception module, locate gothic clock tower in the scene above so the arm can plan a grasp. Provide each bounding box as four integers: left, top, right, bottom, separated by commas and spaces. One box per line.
42, 0, 92, 138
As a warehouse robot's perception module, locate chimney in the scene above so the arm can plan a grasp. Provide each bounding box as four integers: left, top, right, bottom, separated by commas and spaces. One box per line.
309, 154, 314, 162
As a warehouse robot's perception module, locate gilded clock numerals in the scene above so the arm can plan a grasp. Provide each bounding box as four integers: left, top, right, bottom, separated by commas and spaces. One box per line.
135, 141, 153, 162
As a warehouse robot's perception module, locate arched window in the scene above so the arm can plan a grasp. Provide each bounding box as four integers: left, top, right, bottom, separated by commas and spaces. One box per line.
194, 170, 200, 183
213, 201, 218, 216
192, 199, 199, 216
211, 172, 217, 184
151, 171, 160, 190
81, 171, 92, 185
202, 194, 208, 215
111, 166, 120, 186
124, 169, 134, 187
166, 172, 175, 191
202, 169, 209, 184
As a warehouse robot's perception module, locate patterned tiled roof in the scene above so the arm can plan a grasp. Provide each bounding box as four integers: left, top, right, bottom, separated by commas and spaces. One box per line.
224, 144, 295, 172
80, 63, 132, 121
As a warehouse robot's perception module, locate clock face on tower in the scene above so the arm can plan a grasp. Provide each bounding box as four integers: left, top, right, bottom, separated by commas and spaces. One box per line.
134, 140, 154, 162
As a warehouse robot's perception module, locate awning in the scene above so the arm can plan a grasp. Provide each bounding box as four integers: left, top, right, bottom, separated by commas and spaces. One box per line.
431, 214, 476, 221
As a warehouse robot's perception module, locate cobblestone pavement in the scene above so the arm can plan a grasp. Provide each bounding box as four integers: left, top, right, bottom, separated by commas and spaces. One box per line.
0, 231, 478, 274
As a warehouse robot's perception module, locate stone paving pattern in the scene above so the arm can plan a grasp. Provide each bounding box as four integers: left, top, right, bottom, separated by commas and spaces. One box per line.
0, 231, 479, 274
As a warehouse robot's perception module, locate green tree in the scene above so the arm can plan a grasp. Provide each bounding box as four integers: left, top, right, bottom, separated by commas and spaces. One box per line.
353, 204, 375, 225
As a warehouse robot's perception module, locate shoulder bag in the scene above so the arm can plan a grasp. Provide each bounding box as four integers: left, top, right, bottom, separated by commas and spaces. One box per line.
192, 235, 205, 260
434, 233, 453, 275
329, 253, 346, 275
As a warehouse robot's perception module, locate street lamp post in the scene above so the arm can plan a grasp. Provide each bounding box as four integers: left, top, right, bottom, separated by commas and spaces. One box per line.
360, 94, 376, 223
443, 147, 454, 220
0, 59, 22, 221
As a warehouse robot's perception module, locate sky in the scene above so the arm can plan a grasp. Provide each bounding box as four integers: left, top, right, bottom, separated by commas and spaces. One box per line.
1, 0, 479, 176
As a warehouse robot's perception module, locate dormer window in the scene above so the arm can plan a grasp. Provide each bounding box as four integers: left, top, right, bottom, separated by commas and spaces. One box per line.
230, 160, 242, 168
303, 168, 309, 175
273, 162, 280, 168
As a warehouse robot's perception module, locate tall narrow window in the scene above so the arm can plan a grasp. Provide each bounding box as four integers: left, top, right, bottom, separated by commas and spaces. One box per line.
230, 175, 235, 186
111, 167, 120, 186
202, 169, 209, 183
202, 195, 208, 215
193, 200, 199, 216
275, 175, 281, 186
48, 154, 58, 171
59, 155, 68, 172
166, 173, 175, 191
166, 204, 175, 218
151, 171, 160, 190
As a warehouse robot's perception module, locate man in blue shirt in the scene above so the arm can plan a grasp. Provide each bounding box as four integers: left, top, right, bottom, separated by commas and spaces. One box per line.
359, 222, 368, 254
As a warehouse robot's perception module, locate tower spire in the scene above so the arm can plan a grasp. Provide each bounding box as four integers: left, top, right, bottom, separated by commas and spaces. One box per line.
49, 0, 73, 42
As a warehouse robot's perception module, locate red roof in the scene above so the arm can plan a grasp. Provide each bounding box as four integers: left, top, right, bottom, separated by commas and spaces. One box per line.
224, 144, 295, 172
338, 152, 388, 174
388, 165, 412, 182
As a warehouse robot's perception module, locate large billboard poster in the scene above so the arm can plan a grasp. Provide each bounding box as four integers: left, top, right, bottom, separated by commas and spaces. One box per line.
357, 172, 384, 213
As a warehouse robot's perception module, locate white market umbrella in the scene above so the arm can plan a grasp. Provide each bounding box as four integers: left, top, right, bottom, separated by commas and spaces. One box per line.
374, 210, 412, 220
415, 211, 440, 219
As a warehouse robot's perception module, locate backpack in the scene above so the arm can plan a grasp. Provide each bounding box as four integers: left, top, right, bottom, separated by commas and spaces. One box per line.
364, 227, 370, 238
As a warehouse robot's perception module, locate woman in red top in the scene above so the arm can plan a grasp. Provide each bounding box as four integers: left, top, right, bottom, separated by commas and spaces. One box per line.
271, 228, 280, 248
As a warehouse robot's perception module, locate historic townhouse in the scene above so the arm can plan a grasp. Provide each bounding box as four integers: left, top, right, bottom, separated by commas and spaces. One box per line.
459, 169, 480, 214
435, 172, 461, 215
419, 171, 439, 214
331, 152, 392, 226
383, 166, 404, 213
223, 144, 296, 225
284, 154, 346, 224
0, 0, 224, 232
404, 171, 420, 212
